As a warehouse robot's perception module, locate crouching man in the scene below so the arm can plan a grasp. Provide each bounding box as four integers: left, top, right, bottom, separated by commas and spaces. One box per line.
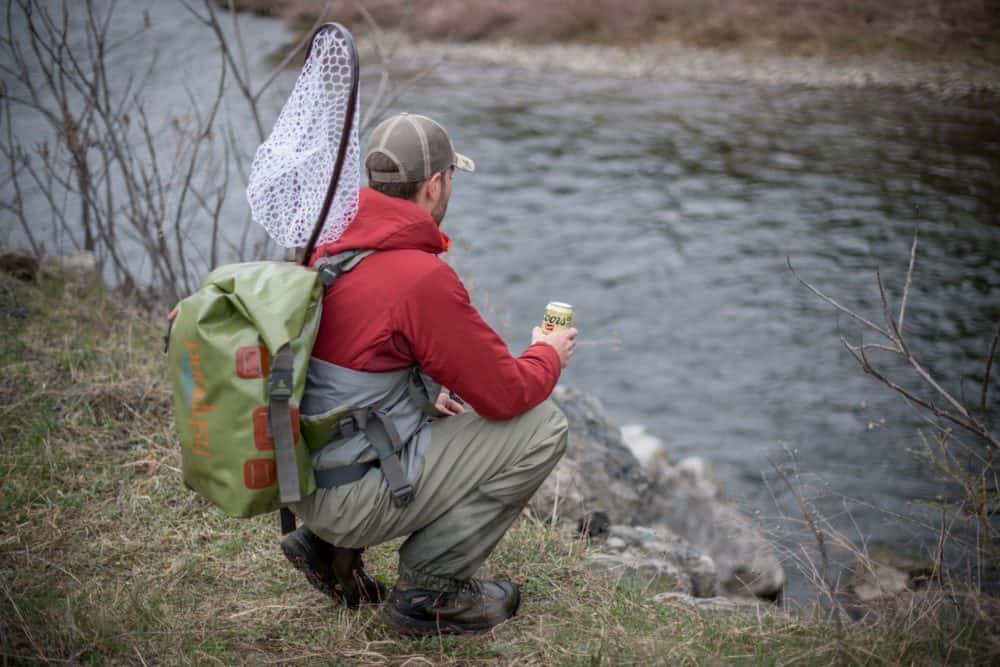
284, 113, 578, 635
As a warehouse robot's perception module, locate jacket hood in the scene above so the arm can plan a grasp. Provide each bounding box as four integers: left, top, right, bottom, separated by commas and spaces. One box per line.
310, 187, 448, 262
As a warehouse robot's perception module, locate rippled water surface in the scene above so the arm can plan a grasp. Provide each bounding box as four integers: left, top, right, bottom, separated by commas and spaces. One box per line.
401, 58, 999, 579
6, 3, 999, 597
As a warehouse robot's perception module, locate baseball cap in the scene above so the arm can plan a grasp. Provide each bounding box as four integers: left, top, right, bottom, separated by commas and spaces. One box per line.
366, 113, 475, 184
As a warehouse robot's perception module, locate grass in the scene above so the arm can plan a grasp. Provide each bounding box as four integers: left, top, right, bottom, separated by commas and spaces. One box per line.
2, 266, 999, 664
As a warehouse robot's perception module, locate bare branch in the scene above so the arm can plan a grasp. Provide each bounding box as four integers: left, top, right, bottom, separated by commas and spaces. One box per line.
227, 0, 252, 91
195, 0, 265, 141
874, 270, 901, 345
981, 322, 1000, 417
254, 3, 330, 100
897, 233, 918, 334
844, 337, 997, 449
847, 343, 900, 355
787, 257, 895, 344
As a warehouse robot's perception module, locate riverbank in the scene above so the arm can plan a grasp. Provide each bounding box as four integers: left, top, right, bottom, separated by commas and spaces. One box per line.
376, 36, 1000, 97
2, 262, 998, 663
230, 0, 1000, 77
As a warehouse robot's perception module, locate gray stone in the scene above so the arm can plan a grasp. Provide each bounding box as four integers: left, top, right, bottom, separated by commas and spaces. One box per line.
594, 523, 718, 598
531, 386, 649, 525
605, 536, 627, 551
588, 552, 692, 596
531, 386, 785, 603
850, 562, 910, 603
653, 592, 773, 614
0, 252, 39, 282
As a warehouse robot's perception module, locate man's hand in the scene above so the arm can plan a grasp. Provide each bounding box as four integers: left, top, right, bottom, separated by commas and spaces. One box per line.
532, 326, 578, 369
435, 388, 466, 416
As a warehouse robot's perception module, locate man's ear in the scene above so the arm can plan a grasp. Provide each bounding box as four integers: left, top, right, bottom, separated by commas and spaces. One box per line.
418, 172, 442, 204
427, 171, 443, 197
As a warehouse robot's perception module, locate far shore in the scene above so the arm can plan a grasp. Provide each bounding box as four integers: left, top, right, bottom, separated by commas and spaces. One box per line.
360, 34, 1000, 96
232, 0, 1000, 89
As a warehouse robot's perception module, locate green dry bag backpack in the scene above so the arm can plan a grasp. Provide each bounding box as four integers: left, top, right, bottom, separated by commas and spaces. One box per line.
165, 21, 362, 521
166, 261, 322, 517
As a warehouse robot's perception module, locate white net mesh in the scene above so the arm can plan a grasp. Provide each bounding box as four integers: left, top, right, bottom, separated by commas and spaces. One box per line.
246, 26, 360, 249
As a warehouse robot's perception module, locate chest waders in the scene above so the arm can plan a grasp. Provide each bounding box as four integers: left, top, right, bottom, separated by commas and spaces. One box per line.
299, 349, 442, 509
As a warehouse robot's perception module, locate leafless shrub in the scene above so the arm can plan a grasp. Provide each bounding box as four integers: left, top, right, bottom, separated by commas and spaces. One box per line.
1, 0, 437, 306
0, 0, 248, 305
789, 233, 999, 584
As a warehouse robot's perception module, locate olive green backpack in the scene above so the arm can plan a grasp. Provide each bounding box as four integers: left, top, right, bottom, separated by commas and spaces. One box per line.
167, 261, 321, 518
165, 23, 359, 525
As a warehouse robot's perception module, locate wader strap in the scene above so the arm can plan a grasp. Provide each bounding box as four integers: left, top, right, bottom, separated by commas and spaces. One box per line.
269, 344, 301, 504
279, 507, 296, 535
408, 367, 443, 418
315, 460, 378, 488
366, 410, 414, 508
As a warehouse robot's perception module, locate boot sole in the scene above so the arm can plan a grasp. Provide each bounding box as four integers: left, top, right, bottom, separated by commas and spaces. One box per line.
381, 588, 521, 636
280, 532, 341, 602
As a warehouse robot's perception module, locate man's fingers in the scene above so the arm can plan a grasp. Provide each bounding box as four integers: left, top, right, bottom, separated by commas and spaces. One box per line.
434, 394, 466, 416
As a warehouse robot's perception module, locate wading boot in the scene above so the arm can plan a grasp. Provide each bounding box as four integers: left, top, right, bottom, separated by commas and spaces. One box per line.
382, 578, 521, 635
280, 527, 385, 608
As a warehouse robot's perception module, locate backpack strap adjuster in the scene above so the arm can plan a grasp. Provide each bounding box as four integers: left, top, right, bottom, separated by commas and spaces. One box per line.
268, 345, 300, 504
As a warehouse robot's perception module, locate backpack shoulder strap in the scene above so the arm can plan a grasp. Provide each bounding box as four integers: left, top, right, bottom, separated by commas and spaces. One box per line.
314, 249, 375, 288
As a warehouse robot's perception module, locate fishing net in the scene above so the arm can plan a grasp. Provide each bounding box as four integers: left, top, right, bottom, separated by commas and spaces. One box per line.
246, 25, 360, 249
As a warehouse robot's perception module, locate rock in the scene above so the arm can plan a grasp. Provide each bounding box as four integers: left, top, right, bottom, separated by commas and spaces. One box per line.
605, 536, 627, 551
642, 450, 784, 601
587, 551, 693, 596
620, 423, 664, 467
1, 250, 100, 283
0, 252, 39, 282
653, 592, 773, 614
53, 251, 98, 273
850, 562, 910, 603
846, 550, 934, 603
532, 386, 785, 603
595, 523, 718, 598
577, 510, 610, 539
532, 386, 650, 525
700, 504, 784, 602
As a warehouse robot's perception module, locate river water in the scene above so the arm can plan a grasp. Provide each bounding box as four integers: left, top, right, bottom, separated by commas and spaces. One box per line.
410, 58, 999, 593
5, 3, 998, 598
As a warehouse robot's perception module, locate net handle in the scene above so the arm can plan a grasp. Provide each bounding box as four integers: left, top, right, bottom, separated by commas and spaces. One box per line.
300, 23, 360, 267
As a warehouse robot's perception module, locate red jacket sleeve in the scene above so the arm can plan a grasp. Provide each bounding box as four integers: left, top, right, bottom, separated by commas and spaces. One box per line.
394, 262, 562, 420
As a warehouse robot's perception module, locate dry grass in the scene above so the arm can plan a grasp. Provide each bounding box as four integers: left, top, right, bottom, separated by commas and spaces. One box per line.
229, 0, 1000, 65
2, 266, 999, 664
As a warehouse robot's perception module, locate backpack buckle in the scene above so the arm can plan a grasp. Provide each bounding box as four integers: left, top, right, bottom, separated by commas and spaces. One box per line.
390, 483, 414, 508
268, 364, 293, 400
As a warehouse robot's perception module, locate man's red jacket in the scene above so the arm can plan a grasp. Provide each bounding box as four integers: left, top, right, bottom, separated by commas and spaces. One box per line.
309, 187, 561, 421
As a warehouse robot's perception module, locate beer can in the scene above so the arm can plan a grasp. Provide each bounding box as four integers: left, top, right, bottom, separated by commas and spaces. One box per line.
541, 302, 574, 335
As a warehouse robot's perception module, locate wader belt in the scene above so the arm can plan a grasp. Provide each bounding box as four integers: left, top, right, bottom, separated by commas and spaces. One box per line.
312, 406, 414, 508
314, 459, 378, 487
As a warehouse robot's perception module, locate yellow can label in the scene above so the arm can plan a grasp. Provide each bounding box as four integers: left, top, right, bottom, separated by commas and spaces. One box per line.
542, 302, 574, 334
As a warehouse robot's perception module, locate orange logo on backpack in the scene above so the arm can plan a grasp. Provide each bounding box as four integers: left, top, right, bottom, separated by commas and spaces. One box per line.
183, 341, 215, 457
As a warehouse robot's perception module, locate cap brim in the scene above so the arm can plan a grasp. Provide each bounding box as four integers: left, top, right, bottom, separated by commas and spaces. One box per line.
454, 152, 475, 173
